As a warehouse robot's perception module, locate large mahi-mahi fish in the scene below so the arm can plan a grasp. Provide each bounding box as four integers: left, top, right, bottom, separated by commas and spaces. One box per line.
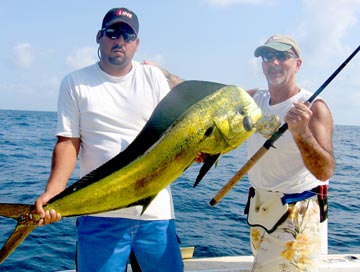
0, 80, 262, 264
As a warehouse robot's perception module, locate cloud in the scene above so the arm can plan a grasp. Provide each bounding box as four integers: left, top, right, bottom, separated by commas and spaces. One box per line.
297, 0, 360, 63
65, 46, 97, 69
143, 54, 167, 66
12, 43, 34, 69
39, 76, 61, 96
293, 0, 360, 124
205, 0, 274, 6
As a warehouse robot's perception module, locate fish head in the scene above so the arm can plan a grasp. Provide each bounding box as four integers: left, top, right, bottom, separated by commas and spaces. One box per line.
205, 86, 262, 154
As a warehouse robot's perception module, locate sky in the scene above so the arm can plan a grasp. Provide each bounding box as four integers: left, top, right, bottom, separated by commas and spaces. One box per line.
1, 0, 360, 126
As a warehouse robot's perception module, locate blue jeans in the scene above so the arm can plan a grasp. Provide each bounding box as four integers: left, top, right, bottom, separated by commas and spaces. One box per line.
76, 216, 184, 272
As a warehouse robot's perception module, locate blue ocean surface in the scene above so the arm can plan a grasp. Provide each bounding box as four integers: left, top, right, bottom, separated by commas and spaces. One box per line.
0, 109, 359, 271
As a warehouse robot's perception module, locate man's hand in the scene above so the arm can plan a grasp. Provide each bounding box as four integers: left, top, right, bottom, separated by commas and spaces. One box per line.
195, 152, 209, 163
284, 101, 312, 135
34, 193, 61, 226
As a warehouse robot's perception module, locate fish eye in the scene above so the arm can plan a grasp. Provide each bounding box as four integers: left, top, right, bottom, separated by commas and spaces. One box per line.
243, 116, 253, 131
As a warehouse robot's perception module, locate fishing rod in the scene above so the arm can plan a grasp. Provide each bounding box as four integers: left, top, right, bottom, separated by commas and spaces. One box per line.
210, 44, 360, 206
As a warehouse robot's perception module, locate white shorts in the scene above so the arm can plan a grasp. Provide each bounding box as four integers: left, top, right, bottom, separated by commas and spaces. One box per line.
250, 197, 326, 272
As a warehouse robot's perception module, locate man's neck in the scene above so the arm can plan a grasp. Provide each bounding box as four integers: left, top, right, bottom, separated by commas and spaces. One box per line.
98, 61, 133, 77
269, 84, 300, 105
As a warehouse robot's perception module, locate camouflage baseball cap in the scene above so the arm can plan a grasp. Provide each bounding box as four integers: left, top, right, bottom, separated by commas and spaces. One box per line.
254, 34, 301, 57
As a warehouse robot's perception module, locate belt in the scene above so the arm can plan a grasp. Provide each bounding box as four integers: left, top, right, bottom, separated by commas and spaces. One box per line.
281, 185, 328, 205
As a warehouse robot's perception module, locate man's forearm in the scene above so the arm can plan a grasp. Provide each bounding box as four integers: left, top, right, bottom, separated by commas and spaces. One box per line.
293, 128, 335, 181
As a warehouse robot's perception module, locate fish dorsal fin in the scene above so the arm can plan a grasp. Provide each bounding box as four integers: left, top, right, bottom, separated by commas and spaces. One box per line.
48, 81, 226, 203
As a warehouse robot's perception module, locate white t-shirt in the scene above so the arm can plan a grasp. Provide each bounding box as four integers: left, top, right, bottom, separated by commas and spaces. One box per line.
247, 88, 328, 194
56, 61, 175, 219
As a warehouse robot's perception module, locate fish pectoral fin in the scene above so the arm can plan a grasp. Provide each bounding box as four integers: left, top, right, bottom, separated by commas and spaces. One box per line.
212, 116, 230, 138
194, 154, 221, 188
128, 195, 157, 215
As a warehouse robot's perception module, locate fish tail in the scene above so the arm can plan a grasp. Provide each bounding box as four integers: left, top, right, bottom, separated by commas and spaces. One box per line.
0, 203, 36, 264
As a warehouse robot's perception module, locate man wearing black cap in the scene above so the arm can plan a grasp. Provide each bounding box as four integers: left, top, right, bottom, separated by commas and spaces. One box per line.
35, 7, 183, 272
245, 34, 335, 271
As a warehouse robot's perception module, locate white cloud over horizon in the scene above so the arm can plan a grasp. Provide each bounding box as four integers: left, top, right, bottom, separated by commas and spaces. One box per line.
65, 46, 98, 70
12, 43, 34, 69
1, 1, 360, 125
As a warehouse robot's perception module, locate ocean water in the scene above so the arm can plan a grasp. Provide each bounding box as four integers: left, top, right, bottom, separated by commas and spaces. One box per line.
0, 109, 359, 271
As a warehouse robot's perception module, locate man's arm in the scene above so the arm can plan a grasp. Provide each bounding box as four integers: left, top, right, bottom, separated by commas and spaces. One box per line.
143, 60, 184, 89
285, 100, 335, 181
35, 136, 80, 225
247, 88, 258, 97
165, 71, 184, 89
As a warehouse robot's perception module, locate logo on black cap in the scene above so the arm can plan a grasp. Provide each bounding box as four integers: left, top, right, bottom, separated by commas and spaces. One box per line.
102, 8, 139, 35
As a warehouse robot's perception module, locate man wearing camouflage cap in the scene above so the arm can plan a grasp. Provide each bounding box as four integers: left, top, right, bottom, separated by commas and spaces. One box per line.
246, 34, 334, 271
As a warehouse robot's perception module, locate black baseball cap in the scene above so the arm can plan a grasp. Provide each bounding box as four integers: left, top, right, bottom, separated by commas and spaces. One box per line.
101, 8, 139, 35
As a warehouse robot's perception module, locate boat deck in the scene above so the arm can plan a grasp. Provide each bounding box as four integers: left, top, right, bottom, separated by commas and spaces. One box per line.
59, 254, 360, 272
183, 254, 360, 272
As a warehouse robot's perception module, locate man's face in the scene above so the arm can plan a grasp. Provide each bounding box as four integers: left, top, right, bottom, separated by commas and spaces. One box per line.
98, 23, 139, 69
261, 49, 301, 86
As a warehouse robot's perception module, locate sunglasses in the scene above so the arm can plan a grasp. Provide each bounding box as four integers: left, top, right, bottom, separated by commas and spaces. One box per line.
103, 28, 137, 43
261, 51, 296, 62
